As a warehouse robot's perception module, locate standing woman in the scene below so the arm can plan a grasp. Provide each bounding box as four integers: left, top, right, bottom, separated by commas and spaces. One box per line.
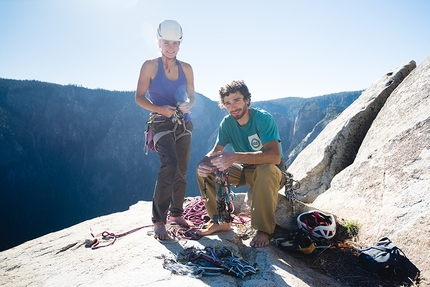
135, 19, 195, 242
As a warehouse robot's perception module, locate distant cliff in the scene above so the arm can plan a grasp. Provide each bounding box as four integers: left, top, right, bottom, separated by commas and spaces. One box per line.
0, 78, 360, 251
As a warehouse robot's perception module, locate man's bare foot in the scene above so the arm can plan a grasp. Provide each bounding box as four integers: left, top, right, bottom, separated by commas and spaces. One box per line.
153, 222, 171, 241
250, 230, 270, 248
169, 216, 192, 227
196, 222, 231, 236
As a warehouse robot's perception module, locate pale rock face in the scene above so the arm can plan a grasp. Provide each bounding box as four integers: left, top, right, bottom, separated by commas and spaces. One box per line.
288, 60, 416, 203
311, 56, 430, 282
0, 195, 343, 287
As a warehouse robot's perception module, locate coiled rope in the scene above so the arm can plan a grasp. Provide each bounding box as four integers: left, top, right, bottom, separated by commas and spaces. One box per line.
87, 196, 252, 249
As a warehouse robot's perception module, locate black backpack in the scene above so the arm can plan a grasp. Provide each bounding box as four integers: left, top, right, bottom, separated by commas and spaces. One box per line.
358, 237, 420, 284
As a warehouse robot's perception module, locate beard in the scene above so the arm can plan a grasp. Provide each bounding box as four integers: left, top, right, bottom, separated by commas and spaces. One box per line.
231, 106, 248, 120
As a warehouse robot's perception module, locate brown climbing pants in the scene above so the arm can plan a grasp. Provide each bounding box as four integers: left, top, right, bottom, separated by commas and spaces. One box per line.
197, 163, 283, 235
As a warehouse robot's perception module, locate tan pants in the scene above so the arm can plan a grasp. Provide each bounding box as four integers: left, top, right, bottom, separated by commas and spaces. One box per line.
197, 163, 283, 235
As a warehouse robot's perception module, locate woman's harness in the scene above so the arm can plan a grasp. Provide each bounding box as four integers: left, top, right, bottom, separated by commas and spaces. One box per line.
144, 108, 191, 155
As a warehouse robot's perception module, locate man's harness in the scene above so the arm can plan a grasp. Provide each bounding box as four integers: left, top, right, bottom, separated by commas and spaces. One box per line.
203, 166, 300, 224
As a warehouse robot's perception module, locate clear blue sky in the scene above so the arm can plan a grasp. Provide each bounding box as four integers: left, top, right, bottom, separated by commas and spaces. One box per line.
1, 0, 429, 102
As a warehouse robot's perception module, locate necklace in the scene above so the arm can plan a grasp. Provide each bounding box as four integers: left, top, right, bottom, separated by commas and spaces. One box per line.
163, 57, 176, 73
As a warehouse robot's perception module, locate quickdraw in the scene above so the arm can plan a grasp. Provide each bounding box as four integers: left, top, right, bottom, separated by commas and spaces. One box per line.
173, 246, 258, 278
171, 108, 184, 124
282, 171, 300, 216
162, 257, 205, 278
213, 170, 235, 224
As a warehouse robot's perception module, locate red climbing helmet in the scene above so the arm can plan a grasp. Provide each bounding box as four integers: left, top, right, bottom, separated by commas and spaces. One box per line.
297, 210, 336, 240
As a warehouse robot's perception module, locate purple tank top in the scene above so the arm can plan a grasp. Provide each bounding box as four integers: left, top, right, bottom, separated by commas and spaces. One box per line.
148, 57, 191, 122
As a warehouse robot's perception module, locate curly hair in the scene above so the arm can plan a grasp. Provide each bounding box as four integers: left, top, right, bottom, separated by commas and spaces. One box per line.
218, 80, 251, 108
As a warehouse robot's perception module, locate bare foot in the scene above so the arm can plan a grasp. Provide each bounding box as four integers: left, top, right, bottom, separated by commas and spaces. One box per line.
196, 222, 231, 236
169, 216, 193, 227
250, 230, 270, 248
153, 222, 171, 241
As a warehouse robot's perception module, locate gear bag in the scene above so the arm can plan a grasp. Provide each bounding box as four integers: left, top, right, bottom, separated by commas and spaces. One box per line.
144, 124, 156, 154
358, 237, 420, 284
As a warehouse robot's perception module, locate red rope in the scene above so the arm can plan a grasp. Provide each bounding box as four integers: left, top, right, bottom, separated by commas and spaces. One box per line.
88, 224, 153, 249
88, 197, 252, 249
167, 197, 252, 240
232, 212, 252, 225
177, 197, 208, 228
167, 197, 207, 240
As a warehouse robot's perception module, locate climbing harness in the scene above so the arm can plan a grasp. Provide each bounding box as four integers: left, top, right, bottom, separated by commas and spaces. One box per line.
282, 170, 300, 216
212, 170, 235, 224
144, 106, 191, 155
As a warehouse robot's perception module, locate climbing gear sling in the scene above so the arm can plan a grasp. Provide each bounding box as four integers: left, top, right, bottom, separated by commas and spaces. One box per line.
211, 170, 235, 224
174, 246, 258, 278
282, 170, 300, 216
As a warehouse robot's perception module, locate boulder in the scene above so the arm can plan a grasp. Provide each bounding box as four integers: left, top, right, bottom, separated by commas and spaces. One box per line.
288, 60, 416, 203
311, 56, 430, 282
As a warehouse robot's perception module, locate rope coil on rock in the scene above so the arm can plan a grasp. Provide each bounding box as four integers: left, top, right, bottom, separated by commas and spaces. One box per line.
87, 194, 252, 248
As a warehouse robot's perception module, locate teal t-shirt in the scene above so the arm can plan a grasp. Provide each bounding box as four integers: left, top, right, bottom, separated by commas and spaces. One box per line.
217, 107, 284, 161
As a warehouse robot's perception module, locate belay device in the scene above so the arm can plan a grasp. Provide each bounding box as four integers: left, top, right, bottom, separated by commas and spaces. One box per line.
212, 170, 235, 224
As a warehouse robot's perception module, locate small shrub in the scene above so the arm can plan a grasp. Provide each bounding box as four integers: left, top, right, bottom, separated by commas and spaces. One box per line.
343, 220, 359, 237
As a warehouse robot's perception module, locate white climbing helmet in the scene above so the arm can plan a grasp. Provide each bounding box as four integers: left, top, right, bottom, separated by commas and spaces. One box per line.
157, 19, 183, 42
297, 210, 336, 240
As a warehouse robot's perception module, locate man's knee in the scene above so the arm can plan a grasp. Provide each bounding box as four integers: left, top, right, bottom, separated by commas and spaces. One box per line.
254, 164, 281, 180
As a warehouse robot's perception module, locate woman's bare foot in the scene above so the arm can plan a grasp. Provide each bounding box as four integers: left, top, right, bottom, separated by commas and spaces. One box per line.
153, 222, 171, 241
250, 230, 270, 248
196, 222, 231, 236
169, 216, 192, 227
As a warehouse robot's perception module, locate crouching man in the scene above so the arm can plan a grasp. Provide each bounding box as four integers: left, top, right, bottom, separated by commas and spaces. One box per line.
196, 80, 286, 248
